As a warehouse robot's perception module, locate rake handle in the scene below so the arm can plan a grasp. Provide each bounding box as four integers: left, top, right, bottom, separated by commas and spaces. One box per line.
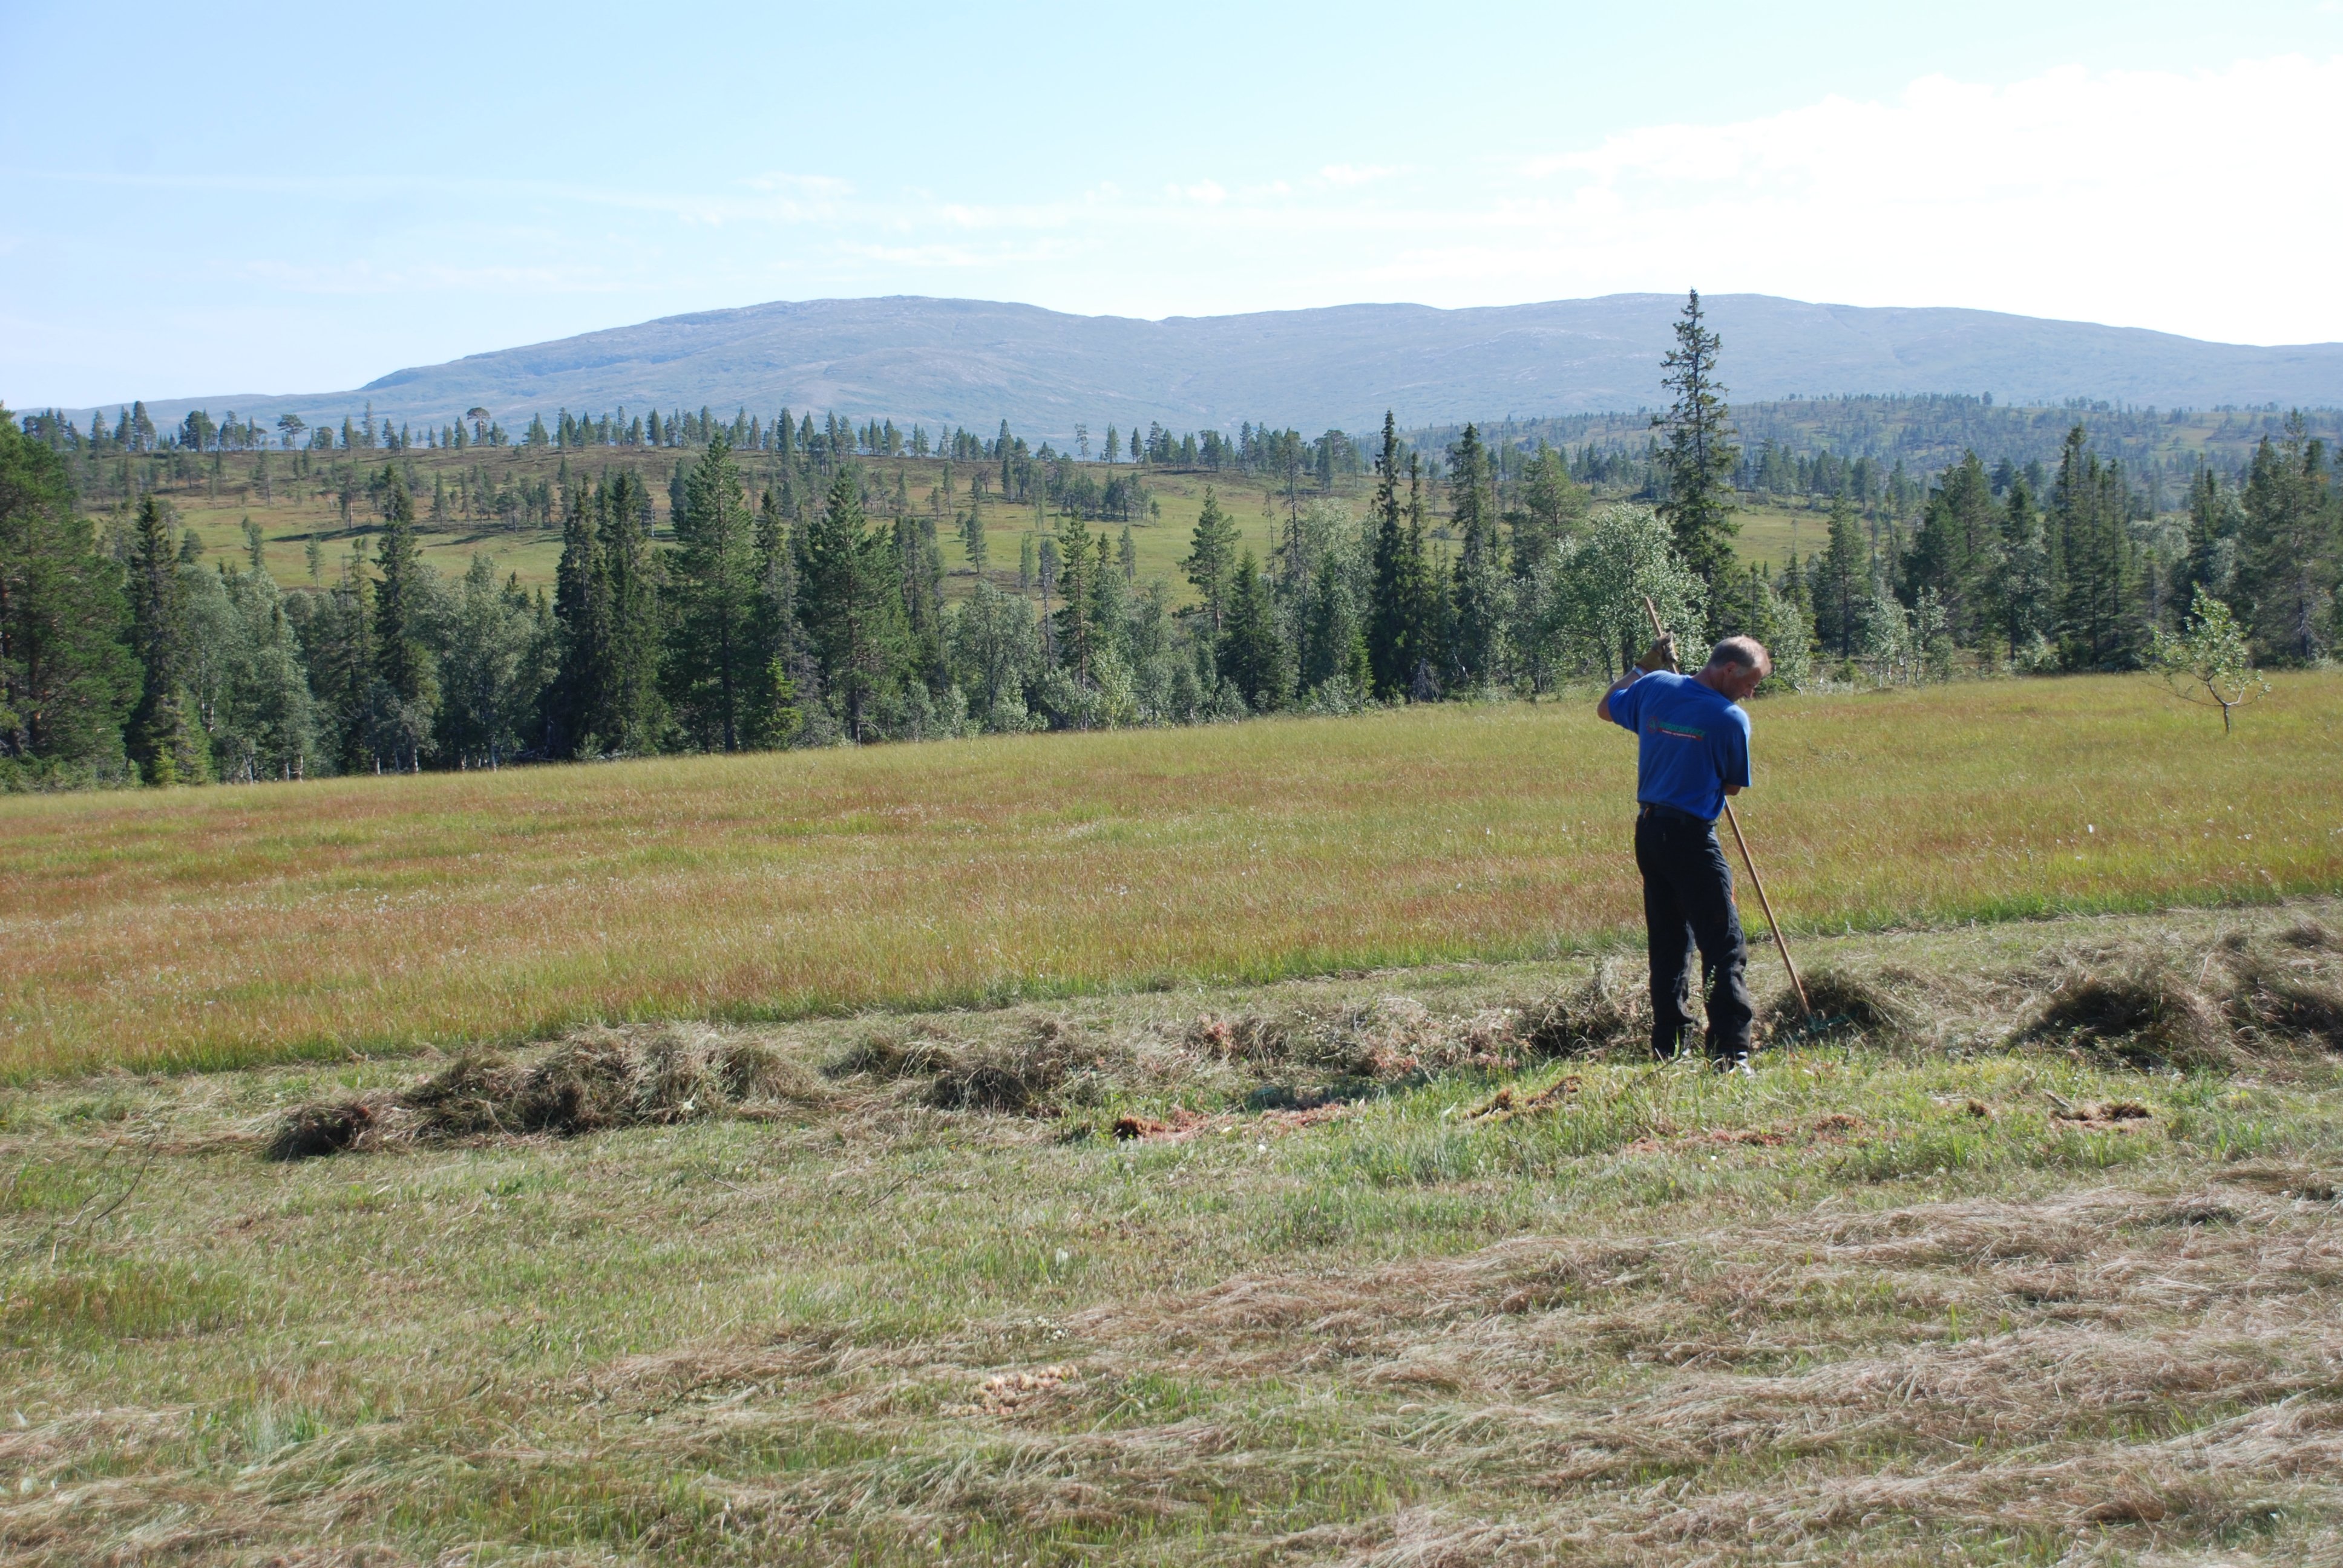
1639, 596, 1812, 1019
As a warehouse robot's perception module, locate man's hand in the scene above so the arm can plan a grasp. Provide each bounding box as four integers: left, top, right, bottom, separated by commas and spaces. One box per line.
1636, 633, 1680, 674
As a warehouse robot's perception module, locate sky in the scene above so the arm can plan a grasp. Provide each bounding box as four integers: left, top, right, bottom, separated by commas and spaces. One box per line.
6, 1, 2343, 409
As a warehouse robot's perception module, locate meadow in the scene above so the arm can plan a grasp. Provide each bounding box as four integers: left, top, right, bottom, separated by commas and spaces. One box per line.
146, 443, 1330, 600
2, 673, 2338, 1082
142, 437, 1847, 609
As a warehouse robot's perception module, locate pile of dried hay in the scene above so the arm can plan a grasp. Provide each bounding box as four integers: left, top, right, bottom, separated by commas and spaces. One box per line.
266, 915, 2343, 1160
926, 1017, 1119, 1114
261, 1099, 376, 1162
1767, 965, 1926, 1042
1513, 959, 1651, 1059
263, 1027, 822, 1161
821, 1023, 960, 1081
2019, 924, 2343, 1070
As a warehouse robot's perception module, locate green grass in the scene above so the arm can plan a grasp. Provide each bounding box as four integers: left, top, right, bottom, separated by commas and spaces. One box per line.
3, 903, 2339, 1564
143, 446, 1329, 597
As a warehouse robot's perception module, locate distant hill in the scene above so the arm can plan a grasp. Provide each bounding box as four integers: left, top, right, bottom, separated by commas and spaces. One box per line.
48, 293, 2343, 440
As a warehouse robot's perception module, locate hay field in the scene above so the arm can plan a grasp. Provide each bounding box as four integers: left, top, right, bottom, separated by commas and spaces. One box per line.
3, 675, 2339, 1082
5, 903, 2342, 1565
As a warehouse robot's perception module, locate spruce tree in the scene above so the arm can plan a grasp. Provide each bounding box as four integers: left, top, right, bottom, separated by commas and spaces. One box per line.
0, 410, 136, 778
599, 469, 665, 751
1996, 477, 2053, 660
124, 494, 208, 784
1902, 451, 1997, 647
1810, 494, 1869, 659
666, 434, 758, 751
894, 509, 946, 695
1366, 413, 1412, 699
1653, 289, 1740, 588
548, 484, 613, 755
2175, 465, 2241, 616
2050, 426, 2137, 668
1447, 422, 1507, 685
1403, 456, 1444, 696
371, 468, 436, 769
739, 488, 802, 749
1216, 550, 1291, 711
2238, 415, 2336, 665
797, 466, 906, 742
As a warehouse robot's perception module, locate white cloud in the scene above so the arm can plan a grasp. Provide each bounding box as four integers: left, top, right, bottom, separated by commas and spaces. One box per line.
1320, 163, 1399, 187
1504, 56, 2343, 343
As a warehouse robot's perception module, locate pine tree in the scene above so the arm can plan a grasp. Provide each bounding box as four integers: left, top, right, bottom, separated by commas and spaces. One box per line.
1653, 289, 1740, 588
1182, 486, 1240, 638
1054, 512, 1100, 685
960, 500, 988, 573
124, 494, 208, 784
1513, 440, 1588, 577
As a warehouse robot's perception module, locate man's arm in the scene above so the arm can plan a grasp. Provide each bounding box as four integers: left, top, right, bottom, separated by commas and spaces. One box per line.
1596, 634, 1679, 724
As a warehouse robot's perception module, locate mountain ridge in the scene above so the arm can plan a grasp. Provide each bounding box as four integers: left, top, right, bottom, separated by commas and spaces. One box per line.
42, 293, 2343, 440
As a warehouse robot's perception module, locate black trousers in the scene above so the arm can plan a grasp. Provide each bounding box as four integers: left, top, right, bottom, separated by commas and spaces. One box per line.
1634, 805, 1755, 1061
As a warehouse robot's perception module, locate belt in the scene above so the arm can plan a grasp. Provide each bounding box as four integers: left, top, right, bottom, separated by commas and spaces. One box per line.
1639, 802, 1714, 826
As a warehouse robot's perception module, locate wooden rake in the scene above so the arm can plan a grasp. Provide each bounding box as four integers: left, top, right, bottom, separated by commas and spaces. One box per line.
1640, 596, 1812, 1018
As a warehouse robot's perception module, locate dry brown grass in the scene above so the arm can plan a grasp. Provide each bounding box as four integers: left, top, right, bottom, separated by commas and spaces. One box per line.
2, 672, 2339, 1081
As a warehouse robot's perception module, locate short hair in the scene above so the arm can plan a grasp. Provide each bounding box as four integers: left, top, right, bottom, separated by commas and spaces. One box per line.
1707, 635, 1771, 674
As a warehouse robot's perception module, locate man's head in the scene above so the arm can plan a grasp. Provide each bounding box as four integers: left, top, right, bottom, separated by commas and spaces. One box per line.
1697, 636, 1771, 701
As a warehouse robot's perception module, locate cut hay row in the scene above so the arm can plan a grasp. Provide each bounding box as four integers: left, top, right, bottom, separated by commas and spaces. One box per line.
261, 915, 2343, 1160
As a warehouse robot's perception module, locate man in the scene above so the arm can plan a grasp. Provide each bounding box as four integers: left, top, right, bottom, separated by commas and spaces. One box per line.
1595, 633, 1772, 1068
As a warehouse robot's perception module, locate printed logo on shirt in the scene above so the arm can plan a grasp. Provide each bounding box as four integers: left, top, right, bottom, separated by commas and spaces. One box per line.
1648, 720, 1705, 740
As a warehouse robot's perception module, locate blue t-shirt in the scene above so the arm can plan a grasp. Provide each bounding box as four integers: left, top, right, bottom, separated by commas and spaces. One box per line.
1607, 671, 1752, 822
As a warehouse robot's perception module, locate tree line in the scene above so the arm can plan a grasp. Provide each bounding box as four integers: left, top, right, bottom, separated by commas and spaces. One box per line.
5, 293, 2336, 789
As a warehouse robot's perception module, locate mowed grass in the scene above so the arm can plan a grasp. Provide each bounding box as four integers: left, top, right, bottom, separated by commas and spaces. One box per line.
5, 904, 2342, 1565
4, 674, 2339, 1081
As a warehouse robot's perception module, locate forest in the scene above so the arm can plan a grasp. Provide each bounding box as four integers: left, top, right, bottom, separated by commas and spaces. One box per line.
3, 296, 2338, 789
